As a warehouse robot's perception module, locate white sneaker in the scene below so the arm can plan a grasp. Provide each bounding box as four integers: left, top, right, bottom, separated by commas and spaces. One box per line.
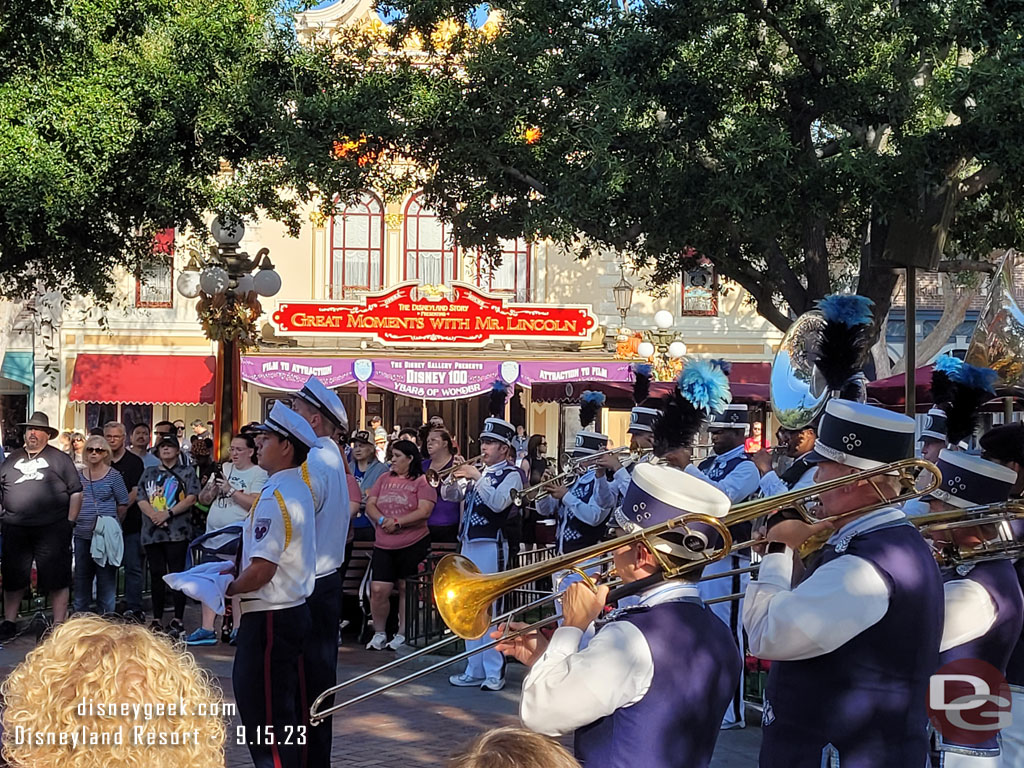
480, 677, 506, 692
385, 633, 406, 650
365, 632, 387, 650
449, 672, 486, 687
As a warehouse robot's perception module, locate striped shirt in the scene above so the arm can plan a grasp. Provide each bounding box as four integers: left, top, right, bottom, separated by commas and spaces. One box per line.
76, 468, 129, 540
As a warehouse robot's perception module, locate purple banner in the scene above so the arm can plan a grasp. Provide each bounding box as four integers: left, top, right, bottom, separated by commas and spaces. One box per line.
241, 356, 633, 400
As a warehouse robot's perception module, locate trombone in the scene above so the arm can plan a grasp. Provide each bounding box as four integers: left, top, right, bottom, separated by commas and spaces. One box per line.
911, 501, 1024, 567
309, 456, 939, 721
425, 455, 484, 488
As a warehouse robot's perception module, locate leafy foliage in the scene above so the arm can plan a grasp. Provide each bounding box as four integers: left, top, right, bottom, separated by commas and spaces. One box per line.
297, 0, 1024, 331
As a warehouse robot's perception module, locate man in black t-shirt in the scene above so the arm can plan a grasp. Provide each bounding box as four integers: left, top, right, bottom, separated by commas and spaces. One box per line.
0, 412, 82, 641
104, 421, 146, 621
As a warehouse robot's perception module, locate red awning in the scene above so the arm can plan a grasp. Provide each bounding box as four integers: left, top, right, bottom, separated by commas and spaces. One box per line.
69, 354, 216, 405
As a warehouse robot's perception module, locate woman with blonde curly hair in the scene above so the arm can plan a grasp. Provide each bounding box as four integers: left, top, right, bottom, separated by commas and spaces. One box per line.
447, 727, 581, 768
1, 615, 226, 768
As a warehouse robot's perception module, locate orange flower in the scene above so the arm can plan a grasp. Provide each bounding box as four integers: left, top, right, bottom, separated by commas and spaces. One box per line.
332, 136, 363, 159
523, 126, 542, 144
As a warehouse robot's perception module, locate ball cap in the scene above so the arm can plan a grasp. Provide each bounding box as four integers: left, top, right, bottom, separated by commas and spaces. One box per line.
254, 402, 318, 449
614, 463, 731, 561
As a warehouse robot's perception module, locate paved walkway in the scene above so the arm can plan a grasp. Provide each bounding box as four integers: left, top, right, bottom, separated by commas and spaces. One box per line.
0, 616, 762, 766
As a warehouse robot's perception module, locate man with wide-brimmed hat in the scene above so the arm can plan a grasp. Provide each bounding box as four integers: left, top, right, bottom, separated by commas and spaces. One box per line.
0, 412, 83, 640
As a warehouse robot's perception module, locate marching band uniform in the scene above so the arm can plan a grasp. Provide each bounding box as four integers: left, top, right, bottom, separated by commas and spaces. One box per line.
979, 422, 1024, 765
292, 376, 351, 768
595, 406, 660, 508
687, 404, 760, 729
444, 417, 523, 690
539, 431, 615, 556
232, 404, 318, 768
519, 464, 741, 768
758, 449, 817, 497
923, 450, 1024, 766
744, 400, 943, 768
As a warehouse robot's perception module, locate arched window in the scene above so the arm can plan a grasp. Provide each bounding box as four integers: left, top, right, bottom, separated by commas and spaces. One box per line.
404, 193, 458, 285
330, 192, 384, 298
476, 239, 531, 301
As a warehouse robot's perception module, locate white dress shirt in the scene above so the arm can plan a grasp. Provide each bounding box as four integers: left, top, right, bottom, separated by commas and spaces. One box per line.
686, 445, 761, 503
940, 575, 997, 653
308, 436, 350, 577
520, 581, 699, 736
536, 469, 611, 551
743, 508, 905, 660
758, 455, 817, 498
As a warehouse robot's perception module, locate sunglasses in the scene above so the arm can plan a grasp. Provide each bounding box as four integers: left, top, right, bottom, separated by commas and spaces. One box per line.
176, 427, 185, 432
86, 447, 105, 454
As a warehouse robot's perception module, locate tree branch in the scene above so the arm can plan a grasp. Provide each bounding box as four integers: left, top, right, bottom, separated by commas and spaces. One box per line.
727, 256, 793, 332
958, 163, 1002, 198
747, 1, 823, 81
937, 259, 997, 274
494, 161, 549, 196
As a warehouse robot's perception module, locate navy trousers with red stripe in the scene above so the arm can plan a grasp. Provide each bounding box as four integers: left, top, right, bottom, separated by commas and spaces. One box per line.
233, 604, 312, 768
304, 571, 342, 768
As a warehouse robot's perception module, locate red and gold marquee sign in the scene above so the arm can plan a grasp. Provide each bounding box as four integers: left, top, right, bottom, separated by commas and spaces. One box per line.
272, 282, 597, 348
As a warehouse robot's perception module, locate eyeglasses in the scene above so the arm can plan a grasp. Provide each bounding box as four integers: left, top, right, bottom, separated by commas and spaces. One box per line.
86, 447, 105, 454
176, 427, 185, 432
72, 438, 85, 443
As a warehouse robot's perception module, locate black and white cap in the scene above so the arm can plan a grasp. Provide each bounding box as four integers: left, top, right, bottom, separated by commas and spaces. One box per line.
573, 430, 609, 457
255, 401, 318, 449
920, 407, 948, 443
480, 417, 516, 446
806, 400, 916, 470
613, 463, 731, 560
294, 376, 349, 431
926, 449, 1017, 509
707, 404, 750, 435
628, 406, 661, 435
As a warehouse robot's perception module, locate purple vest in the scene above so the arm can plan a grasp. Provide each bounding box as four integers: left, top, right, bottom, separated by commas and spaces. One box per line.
559, 472, 610, 554
574, 600, 741, 768
1003, 559, 1024, 686
461, 464, 517, 542
938, 560, 1024, 752
760, 521, 944, 768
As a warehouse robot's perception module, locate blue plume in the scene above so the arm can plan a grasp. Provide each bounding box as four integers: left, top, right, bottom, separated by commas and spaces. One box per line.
579, 390, 606, 430
677, 359, 732, 415
817, 294, 874, 327
953, 363, 998, 394
488, 380, 509, 418
631, 363, 653, 379
934, 355, 963, 377
710, 359, 732, 376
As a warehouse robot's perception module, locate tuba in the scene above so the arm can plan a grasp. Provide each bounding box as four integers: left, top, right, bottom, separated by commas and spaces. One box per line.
770, 311, 831, 430
964, 249, 1024, 397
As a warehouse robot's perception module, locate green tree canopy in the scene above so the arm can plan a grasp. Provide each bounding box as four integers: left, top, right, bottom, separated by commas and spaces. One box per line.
304, 0, 1024, 333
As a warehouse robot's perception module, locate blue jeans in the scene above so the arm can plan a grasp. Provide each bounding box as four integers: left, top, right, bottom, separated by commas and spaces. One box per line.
73, 536, 117, 614
122, 531, 145, 613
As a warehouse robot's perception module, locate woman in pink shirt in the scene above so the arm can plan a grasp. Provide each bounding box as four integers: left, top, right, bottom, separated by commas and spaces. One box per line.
365, 440, 435, 650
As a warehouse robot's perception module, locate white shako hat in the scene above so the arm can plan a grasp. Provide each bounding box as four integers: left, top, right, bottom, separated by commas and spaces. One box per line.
920, 407, 948, 443
573, 429, 609, 459
706, 404, 750, 436
614, 463, 731, 561
255, 401, 318, 449
805, 400, 916, 471
628, 406, 661, 435
480, 418, 515, 446
925, 449, 1017, 509
294, 375, 349, 432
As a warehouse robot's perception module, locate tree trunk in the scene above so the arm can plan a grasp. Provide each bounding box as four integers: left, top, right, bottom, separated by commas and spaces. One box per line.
888, 272, 977, 376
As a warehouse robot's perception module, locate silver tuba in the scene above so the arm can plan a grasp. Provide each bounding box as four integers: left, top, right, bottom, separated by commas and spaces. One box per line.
769, 311, 830, 430
964, 249, 1024, 396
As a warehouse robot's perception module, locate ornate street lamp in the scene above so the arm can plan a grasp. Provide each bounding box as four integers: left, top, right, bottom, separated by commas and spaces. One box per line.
637, 311, 687, 380
177, 216, 281, 458
613, 268, 634, 327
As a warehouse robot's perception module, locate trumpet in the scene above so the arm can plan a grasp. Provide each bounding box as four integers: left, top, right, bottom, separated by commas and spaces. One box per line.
560, 445, 652, 468
308, 457, 940, 721
425, 455, 484, 488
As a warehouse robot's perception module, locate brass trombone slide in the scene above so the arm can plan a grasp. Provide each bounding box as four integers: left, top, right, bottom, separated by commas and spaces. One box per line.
425, 455, 484, 488
912, 501, 1024, 567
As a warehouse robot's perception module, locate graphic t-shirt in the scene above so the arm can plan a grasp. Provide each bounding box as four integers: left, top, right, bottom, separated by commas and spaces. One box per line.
369, 473, 434, 550
138, 464, 200, 545
0, 445, 83, 526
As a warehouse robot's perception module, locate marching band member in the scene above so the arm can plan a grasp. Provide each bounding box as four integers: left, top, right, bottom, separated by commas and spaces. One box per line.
744, 398, 943, 768
289, 375, 350, 768
916, 449, 1022, 767
228, 403, 317, 768
497, 465, 741, 768
744, 294, 944, 768
537, 391, 615, 558
685, 401, 759, 729
594, 364, 659, 507
444, 382, 523, 692
758, 424, 819, 497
